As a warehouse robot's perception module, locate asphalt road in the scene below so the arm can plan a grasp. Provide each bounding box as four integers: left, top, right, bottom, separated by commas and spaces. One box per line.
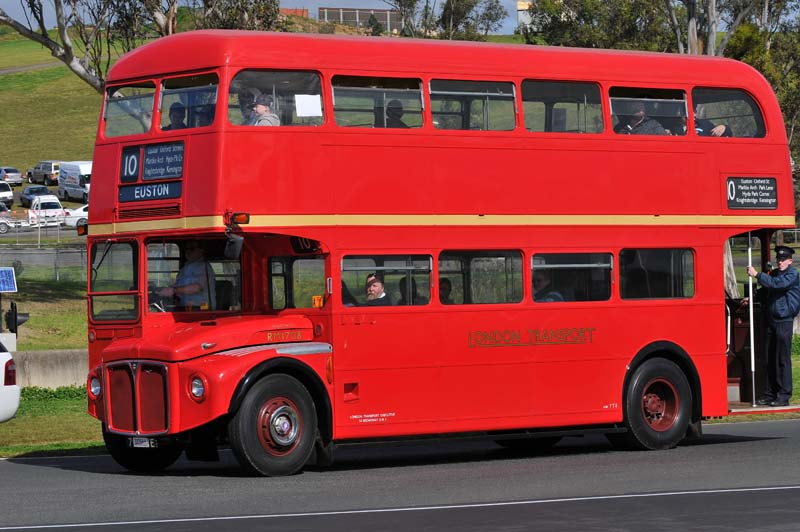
2, 420, 800, 531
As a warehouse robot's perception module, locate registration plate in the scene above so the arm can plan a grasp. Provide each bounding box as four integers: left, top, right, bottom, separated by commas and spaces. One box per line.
128, 437, 156, 449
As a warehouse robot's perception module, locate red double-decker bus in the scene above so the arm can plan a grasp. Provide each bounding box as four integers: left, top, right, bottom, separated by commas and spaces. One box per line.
85, 31, 795, 476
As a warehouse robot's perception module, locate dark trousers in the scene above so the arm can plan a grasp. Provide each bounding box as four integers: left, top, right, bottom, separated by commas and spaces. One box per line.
762, 320, 794, 401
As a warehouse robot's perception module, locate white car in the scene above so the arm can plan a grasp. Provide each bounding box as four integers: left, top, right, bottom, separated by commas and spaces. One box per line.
0, 349, 20, 423
63, 204, 89, 228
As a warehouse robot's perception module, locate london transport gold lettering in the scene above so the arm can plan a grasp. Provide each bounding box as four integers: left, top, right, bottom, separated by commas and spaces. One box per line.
467, 327, 595, 347
265, 330, 303, 342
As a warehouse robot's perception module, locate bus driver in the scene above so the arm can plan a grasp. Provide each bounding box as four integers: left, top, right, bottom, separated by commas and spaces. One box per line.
159, 241, 217, 310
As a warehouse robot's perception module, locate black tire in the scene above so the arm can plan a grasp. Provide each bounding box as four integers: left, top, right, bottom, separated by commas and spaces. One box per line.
76, 218, 87, 227
103, 428, 184, 472
228, 374, 317, 476
495, 436, 561, 453
27, 174, 32, 184
611, 358, 692, 451
83, 193, 88, 203
0, 222, 8, 235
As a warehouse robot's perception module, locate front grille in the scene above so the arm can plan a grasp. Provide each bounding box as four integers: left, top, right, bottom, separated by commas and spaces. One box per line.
106, 361, 169, 434
118, 205, 180, 220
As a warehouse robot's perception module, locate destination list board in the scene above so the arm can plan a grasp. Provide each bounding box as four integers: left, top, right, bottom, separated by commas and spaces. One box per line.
118, 141, 184, 202
726, 177, 777, 210
143, 142, 184, 181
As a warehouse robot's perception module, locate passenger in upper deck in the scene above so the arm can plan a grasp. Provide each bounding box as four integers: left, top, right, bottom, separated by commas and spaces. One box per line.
162, 102, 187, 131
614, 100, 667, 136
386, 100, 409, 128
250, 95, 280, 126
694, 104, 730, 137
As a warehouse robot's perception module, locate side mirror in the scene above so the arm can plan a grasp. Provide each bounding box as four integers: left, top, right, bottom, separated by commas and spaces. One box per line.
224, 233, 244, 260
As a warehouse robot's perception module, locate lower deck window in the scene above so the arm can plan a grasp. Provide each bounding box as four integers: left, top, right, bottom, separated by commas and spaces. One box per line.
532, 253, 612, 303
439, 251, 523, 304
620, 248, 694, 299
341, 255, 431, 306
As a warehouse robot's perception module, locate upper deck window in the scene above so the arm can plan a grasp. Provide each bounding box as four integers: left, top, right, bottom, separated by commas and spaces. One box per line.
430, 80, 515, 131
610, 88, 686, 136
160, 74, 218, 130
522, 81, 603, 133
104, 82, 156, 138
228, 70, 323, 127
332, 76, 423, 128
692, 88, 765, 138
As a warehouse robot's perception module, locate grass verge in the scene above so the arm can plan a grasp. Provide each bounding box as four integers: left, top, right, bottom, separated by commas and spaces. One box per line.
0, 386, 102, 458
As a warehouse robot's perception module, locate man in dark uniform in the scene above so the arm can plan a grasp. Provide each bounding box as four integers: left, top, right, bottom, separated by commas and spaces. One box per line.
747, 245, 800, 406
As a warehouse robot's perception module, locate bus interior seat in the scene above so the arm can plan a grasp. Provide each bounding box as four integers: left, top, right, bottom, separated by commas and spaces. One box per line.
215, 280, 233, 310
622, 268, 650, 298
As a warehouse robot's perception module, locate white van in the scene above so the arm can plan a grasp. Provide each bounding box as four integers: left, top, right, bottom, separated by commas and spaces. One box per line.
57, 161, 92, 203
28, 194, 65, 227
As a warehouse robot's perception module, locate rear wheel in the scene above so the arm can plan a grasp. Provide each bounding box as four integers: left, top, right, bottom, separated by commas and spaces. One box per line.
610, 358, 692, 450
103, 428, 184, 472
228, 374, 317, 476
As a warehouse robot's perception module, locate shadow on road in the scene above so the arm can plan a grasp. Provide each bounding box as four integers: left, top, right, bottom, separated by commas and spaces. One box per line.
7, 431, 779, 478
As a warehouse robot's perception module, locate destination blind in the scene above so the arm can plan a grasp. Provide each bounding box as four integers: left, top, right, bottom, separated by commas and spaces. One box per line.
119, 141, 184, 202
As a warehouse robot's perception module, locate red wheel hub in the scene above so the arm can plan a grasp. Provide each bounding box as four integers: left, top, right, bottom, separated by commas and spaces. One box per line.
640, 378, 679, 432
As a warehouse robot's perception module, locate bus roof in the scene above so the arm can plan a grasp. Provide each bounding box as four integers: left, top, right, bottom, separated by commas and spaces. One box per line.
107, 30, 771, 93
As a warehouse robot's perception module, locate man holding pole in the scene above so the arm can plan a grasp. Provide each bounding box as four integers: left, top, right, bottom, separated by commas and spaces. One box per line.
746, 245, 800, 407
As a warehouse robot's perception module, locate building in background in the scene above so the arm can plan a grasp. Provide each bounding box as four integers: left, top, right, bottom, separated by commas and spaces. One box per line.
318, 7, 402, 32
517, 1, 531, 27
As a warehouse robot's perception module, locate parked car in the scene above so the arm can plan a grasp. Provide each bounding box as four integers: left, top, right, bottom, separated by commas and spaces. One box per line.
0, 204, 13, 234
0, 348, 20, 423
20, 185, 50, 208
27, 160, 60, 185
57, 161, 92, 203
63, 204, 89, 228
28, 194, 65, 226
0, 182, 12, 208
0, 167, 23, 186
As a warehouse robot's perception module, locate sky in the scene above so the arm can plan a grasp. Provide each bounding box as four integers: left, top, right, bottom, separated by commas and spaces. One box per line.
1, 0, 523, 36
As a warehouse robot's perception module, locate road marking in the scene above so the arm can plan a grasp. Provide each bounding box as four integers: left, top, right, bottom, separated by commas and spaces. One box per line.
3, 485, 800, 530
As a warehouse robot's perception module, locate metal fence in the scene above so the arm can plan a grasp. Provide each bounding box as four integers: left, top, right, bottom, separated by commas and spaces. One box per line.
0, 245, 87, 282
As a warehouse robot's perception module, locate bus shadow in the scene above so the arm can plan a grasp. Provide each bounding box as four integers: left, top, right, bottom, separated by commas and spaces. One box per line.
7, 432, 778, 478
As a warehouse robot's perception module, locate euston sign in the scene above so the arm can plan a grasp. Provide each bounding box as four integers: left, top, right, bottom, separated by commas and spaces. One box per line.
119, 182, 182, 202
119, 141, 184, 202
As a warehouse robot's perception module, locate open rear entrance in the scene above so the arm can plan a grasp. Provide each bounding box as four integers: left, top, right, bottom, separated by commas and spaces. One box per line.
725, 230, 800, 414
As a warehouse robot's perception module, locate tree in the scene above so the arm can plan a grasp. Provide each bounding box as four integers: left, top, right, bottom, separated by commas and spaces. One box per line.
419, 0, 438, 37
0, 0, 279, 94
367, 13, 385, 36
474, 0, 507, 36
190, 0, 279, 30
439, 0, 480, 40
523, 0, 673, 51
384, 0, 419, 36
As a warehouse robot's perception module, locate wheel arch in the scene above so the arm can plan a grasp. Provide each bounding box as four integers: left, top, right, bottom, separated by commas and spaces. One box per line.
624, 341, 702, 425
228, 356, 332, 444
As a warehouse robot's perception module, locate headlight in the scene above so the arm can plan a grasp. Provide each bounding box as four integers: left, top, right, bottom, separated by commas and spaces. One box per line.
89, 377, 101, 398
190, 377, 205, 400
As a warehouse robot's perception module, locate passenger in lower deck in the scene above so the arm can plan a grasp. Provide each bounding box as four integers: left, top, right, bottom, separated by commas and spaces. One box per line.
533, 270, 564, 303
364, 273, 392, 306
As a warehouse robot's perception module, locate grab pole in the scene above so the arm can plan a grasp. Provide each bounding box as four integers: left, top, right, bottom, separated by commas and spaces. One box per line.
748, 233, 756, 407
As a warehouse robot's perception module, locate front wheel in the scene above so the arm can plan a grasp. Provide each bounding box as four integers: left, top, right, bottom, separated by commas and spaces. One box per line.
228, 374, 317, 476
611, 358, 692, 451
0, 222, 8, 234
103, 428, 184, 472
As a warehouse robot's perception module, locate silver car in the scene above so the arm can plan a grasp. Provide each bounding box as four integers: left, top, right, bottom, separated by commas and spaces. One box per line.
0, 167, 23, 187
